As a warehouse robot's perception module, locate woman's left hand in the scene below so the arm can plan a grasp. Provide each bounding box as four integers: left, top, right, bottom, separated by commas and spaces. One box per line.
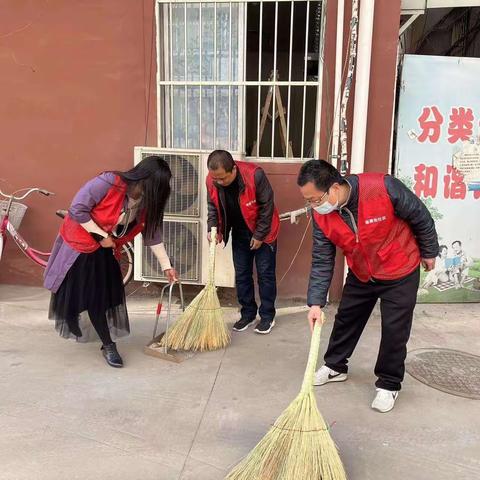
165, 268, 179, 283
100, 236, 116, 248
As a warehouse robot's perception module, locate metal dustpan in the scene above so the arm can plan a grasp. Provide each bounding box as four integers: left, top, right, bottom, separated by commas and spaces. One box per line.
143, 281, 189, 363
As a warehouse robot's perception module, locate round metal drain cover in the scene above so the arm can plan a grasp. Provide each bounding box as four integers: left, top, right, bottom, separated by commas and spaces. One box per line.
406, 348, 480, 400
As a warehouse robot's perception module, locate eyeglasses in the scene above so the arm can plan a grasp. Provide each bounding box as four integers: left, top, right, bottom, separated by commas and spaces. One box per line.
305, 189, 329, 208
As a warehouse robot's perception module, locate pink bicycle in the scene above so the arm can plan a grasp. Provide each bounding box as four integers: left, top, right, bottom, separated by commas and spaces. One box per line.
0, 186, 134, 284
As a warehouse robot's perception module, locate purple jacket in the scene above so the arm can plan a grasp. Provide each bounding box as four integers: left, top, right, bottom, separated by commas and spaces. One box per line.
44, 172, 164, 293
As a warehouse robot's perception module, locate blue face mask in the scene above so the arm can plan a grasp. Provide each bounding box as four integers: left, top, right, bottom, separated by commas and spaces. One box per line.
313, 200, 338, 215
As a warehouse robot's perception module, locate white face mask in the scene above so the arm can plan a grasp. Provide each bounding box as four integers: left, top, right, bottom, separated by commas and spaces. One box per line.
313, 200, 338, 215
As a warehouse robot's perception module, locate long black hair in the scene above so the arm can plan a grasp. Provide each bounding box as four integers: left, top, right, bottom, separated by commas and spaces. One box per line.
113, 156, 171, 239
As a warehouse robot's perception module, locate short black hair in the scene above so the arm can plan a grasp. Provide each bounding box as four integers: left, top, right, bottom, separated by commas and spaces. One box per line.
297, 159, 344, 191
439, 245, 448, 256
452, 240, 462, 247
207, 150, 235, 172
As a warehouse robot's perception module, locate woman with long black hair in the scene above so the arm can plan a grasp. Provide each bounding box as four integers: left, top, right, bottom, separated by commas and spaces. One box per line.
44, 156, 177, 368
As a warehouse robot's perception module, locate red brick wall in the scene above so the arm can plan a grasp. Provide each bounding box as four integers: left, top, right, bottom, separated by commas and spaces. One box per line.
0, 0, 157, 286
0, 0, 401, 302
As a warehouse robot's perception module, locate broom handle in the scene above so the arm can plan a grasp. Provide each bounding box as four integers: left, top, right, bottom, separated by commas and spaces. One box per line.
300, 313, 324, 393
208, 227, 217, 285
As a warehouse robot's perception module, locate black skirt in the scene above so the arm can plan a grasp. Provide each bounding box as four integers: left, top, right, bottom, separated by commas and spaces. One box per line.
49, 247, 130, 342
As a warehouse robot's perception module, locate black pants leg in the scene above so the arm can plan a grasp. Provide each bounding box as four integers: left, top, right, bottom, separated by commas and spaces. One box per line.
88, 310, 113, 346
255, 241, 277, 323
324, 272, 378, 373
232, 229, 258, 321
375, 268, 420, 391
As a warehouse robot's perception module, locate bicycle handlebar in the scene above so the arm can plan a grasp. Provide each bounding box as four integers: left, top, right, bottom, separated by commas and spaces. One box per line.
1, 186, 304, 222
0, 187, 55, 201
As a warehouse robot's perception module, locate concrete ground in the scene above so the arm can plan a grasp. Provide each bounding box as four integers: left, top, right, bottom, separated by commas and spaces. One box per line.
0, 284, 479, 480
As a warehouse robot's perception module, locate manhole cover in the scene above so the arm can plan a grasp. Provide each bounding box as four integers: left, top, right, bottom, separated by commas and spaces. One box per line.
406, 348, 480, 399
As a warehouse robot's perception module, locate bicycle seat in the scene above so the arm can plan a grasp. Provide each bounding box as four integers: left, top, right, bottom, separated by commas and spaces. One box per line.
56, 209, 68, 219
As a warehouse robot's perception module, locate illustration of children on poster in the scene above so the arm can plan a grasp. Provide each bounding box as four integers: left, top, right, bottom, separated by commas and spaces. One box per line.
396, 55, 480, 303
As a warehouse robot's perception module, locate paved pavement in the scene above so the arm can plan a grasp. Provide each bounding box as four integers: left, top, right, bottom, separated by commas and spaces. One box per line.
0, 284, 479, 479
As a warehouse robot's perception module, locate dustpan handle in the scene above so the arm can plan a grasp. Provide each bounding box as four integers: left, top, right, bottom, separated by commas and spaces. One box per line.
300, 313, 324, 393
208, 227, 218, 285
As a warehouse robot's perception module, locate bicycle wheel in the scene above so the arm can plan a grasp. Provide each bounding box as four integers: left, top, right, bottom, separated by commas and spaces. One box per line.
119, 243, 134, 286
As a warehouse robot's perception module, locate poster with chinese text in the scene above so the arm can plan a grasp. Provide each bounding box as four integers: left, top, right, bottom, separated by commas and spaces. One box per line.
396, 54, 480, 303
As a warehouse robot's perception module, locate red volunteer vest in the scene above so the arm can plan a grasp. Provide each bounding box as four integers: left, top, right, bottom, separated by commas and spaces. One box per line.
60, 175, 145, 258
206, 161, 280, 244
313, 173, 421, 282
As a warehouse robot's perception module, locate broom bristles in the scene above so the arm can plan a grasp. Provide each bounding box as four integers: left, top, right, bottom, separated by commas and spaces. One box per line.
159, 227, 230, 352
225, 390, 346, 479
160, 283, 230, 351
225, 318, 347, 480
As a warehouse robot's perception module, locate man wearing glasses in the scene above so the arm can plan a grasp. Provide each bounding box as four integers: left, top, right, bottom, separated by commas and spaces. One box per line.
297, 160, 439, 412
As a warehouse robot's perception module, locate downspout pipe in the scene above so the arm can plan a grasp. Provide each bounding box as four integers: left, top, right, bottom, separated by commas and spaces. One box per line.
350, 0, 375, 174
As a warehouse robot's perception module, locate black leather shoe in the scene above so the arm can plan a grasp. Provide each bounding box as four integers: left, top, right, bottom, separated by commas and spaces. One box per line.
101, 343, 124, 368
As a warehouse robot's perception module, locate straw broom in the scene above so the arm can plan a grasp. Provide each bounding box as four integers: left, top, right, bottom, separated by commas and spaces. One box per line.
159, 227, 230, 352
225, 314, 347, 480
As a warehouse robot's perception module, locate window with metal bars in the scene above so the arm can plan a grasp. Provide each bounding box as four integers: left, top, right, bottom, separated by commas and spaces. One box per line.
156, 0, 324, 161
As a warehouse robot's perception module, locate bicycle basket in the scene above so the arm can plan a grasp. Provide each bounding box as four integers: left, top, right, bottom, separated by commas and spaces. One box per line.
0, 201, 28, 231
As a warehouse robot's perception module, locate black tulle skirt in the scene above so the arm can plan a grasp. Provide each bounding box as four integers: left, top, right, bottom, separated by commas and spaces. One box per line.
49, 247, 130, 343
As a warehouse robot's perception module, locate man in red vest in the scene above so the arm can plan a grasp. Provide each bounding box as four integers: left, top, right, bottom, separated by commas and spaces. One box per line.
206, 150, 280, 334
297, 160, 439, 412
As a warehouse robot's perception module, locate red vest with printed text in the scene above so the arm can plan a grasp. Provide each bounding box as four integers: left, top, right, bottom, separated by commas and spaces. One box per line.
313, 173, 420, 282
206, 161, 280, 244
60, 175, 145, 258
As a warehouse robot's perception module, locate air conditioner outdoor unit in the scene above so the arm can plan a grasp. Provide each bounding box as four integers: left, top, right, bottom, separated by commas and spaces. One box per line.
133, 146, 235, 288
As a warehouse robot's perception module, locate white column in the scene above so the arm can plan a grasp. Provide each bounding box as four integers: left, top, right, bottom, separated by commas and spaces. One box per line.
350, 0, 375, 174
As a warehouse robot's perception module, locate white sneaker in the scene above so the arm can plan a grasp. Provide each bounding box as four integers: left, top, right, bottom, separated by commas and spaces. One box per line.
314, 365, 348, 386
371, 388, 399, 413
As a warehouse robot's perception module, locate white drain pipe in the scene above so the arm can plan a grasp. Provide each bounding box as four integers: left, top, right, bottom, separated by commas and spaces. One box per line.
350, 0, 375, 174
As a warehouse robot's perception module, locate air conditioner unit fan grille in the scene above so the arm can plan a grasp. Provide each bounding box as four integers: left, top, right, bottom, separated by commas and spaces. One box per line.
141, 152, 200, 217
142, 220, 200, 282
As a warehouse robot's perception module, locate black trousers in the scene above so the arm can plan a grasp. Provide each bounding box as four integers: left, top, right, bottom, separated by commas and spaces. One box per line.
232, 227, 277, 323
324, 268, 420, 391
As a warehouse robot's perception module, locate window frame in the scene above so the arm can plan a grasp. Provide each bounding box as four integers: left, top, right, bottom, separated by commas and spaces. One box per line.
155, 0, 326, 163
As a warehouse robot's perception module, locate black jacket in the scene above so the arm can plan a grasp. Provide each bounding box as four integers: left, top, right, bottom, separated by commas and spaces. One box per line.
308, 175, 439, 307
207, 166, 275, 244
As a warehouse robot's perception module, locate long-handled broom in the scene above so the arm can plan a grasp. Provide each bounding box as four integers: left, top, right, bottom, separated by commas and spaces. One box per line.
225, 314, 347, 480
159, 227, 230, 352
